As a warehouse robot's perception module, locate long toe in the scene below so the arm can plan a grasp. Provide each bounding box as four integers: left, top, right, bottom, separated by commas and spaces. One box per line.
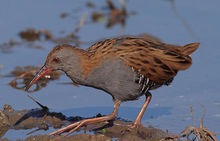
48, 121, 81, 136
49, 100, 121, 136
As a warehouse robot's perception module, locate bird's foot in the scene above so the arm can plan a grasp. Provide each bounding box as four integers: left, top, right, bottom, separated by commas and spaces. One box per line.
49, 101, 120, 137
130, 122, 144, 129
48, 112, 118, 136
120, 122, 144, 135
48, 120, 84, 137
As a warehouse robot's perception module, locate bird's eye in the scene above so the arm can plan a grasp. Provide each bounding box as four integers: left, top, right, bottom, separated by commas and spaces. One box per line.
52, 57, 60, 63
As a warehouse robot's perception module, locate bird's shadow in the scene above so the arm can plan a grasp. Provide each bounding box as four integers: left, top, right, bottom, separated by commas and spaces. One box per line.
13, 106, 115, 131
14, 108, 49, 126
13, 107, 85, 128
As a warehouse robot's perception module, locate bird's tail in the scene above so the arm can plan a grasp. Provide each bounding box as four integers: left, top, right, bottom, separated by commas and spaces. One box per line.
161, 42, 199, 71
180, 43, 199, 55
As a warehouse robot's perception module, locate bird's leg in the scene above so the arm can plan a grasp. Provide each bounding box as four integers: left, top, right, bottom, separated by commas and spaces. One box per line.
48, 100, 121, 137
132, 92, 152, 128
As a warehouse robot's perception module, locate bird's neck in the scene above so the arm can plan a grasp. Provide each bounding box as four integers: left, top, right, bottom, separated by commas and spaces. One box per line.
62, 48, 92, 85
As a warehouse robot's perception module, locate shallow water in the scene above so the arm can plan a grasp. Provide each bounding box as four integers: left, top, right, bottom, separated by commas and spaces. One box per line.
0, 0, 219, 140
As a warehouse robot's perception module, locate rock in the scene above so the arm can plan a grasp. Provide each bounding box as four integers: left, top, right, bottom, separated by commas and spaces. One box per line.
0, 110, 10, 127
0, 110, 10, 138
3, 104, 15, 113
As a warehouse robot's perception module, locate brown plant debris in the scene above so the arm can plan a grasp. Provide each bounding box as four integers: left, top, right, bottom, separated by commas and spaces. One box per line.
60, 12, 68, 18
0, 13, 87, 53
166, 105, 217, 141
0, 39, 22, 53
8, 65, 61, 92
86, 1, 96, 8
19, 28, 52, 41
91, 12, 105, 22
90, 0, 136, 29
0, 65, 3, 78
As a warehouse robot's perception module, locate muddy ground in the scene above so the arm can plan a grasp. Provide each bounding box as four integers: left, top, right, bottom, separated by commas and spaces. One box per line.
0, 104, 178, 141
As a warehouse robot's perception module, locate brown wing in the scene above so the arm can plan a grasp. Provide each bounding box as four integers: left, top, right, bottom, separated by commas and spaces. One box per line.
86, 37, 199, 83
86, 38, 119, 56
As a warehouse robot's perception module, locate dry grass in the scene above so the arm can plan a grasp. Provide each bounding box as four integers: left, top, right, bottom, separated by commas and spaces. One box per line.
165, 105, 217, 141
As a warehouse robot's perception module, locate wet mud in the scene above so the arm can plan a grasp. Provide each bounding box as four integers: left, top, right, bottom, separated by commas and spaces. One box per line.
0, 104, 174, 141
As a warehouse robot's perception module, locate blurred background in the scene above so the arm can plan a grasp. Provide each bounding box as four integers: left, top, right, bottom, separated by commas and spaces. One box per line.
0, 0, 219, 140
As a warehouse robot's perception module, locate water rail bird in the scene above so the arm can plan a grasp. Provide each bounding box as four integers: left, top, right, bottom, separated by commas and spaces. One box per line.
26, 36, 199, 136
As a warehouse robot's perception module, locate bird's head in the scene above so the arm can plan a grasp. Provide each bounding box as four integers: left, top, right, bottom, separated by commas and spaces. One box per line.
25, 44, 83, 91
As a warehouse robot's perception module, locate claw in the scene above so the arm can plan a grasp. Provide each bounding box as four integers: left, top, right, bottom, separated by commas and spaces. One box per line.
131, 122, 144, 129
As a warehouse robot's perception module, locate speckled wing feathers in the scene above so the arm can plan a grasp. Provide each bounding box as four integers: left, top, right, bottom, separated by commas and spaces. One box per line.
86, 37, 199, 83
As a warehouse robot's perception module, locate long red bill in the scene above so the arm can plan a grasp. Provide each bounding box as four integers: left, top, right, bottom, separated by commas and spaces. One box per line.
25, 65, 50, 91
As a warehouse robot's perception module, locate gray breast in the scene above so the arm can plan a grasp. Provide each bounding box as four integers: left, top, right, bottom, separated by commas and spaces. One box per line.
84, 58, 148, 101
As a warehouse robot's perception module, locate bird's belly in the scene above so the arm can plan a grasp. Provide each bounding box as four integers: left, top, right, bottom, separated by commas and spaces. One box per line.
85, 58, 144, 101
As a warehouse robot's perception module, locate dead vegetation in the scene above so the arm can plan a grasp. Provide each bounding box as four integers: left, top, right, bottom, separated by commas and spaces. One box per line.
19, 29, 52, 41
0, 0, 136, 53
90, 0, 136, 29
8, 65, 61, 92
0, 12, 87, 53
166, 105, 217, 141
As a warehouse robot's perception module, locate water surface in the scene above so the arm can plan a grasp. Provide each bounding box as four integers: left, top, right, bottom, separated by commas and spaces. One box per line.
0, 0, 219, 140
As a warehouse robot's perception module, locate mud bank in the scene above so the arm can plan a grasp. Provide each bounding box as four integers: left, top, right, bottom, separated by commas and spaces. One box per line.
0, 104, 176, 141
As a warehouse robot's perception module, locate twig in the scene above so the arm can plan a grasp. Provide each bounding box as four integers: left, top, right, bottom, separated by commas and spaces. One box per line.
106, 0, 116, 10
190, 105, 197, 126
166, 105, 216, 141
199, 103, 206, 128
27, 94, 48, 111
70, 13, 87, 36
168, 0, 199, 41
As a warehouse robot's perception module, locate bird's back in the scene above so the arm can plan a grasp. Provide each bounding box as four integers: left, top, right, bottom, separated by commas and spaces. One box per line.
85, 37, 199, 84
